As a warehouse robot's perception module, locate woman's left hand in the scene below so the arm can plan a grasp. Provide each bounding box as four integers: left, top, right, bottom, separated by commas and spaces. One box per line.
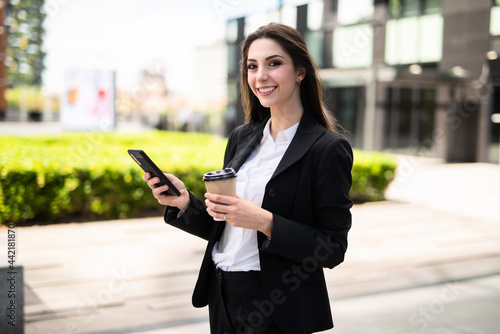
204, 193, 273, 238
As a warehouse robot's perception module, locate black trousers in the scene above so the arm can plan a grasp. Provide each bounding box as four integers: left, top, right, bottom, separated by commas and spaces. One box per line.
208, 265, 284, 334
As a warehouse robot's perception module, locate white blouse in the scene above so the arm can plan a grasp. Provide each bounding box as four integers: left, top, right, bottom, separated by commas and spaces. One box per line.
212, 119, 299, 271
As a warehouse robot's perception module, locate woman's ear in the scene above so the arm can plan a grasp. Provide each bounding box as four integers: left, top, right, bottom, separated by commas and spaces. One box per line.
297, 67, 306, 82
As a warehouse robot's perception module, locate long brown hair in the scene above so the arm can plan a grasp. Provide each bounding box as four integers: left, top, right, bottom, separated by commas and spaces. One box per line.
240, 22, 338, 132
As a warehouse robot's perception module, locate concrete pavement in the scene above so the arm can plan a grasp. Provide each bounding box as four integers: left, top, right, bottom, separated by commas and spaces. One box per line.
1, 161, 499, 333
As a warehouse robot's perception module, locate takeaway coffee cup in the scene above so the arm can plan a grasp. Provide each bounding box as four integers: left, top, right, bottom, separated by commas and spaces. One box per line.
203, 168, 237, 221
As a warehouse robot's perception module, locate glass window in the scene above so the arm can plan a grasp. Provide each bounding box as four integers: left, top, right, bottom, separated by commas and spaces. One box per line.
385, 17, 419, 64
385, 20, 399, 65
491, 6, 500, 36
385, 14, 443, 64
423, 0, 440, 15
418, 15, 443, 62
383, 87, 437, 153
337, 0, 374, 25
397, 88, 413, 149
227, 44, 239, 77
390, 0, 441, 17
389, 0, 402, 18
419, 89, 436, 147
402, 0, 419, 17
304, 30, 323, 66
399, 17, 419, 63
281, 5, 297, 29
496, 0, 500, 6
488, 87, 500, 163
325, 87, 364, 147
307, 0, 324, 31
226, 20, 238, 43
333, 24, 373, 68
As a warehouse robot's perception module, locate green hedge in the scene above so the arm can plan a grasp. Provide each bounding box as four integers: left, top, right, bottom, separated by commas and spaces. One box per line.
0, 131, 396, 225
0, 131, 226, 225
350, 150, 397, 202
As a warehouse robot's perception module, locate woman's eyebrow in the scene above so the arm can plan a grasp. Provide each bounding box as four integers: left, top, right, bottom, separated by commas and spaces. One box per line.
247, 54, 285, 62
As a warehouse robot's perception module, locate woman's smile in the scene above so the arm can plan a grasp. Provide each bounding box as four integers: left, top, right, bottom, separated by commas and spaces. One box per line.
257, 86, 277, 95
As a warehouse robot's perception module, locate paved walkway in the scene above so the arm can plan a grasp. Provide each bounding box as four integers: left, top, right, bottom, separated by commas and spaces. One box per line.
1, 161, 499, 334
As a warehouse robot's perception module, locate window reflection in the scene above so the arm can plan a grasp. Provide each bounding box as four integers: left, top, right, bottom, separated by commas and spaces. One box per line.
307, 1, 324, 31
385, 14, 443, 64
389, 0, 441, 18
337, 0, 374, 25
280, 5, 297, 29
333, 24, 373, 68
491, 6, 500, 36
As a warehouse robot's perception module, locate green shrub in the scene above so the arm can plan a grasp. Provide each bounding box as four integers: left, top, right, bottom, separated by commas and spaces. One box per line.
0, 132, 396, 225
351, 150, 397, 202
0, 131, 226, 225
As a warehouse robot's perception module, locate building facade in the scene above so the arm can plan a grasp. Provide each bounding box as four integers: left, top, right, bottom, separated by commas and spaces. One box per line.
226, 0, 500, 163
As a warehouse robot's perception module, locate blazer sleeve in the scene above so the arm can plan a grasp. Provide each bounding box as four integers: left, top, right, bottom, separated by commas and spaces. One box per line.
163, 126, 241, 240
261, 136, 353, 269
164, 191, 213, 241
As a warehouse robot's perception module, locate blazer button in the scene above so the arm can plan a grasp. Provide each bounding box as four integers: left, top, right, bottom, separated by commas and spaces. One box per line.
268, 189, 276, 197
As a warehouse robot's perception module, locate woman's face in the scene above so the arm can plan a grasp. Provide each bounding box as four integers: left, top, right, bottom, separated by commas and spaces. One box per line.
246, 38, 304, 111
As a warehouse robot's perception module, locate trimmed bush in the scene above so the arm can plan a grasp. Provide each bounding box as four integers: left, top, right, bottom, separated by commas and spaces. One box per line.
351, 150, 397, 202
0, 131, 226, 225
0, 131, 396, 225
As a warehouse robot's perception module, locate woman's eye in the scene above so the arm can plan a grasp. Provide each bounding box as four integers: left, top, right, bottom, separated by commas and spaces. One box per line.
269, 61, 281, 67
247, 64, 257, 70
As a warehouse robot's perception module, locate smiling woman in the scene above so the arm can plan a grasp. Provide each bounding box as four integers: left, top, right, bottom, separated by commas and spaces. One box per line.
143, 22, 353, 334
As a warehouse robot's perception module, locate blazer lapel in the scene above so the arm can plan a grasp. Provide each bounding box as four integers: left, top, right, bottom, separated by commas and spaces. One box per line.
226, 117, 268, 172
270, 112, 324, 181
226, 113, 324, 179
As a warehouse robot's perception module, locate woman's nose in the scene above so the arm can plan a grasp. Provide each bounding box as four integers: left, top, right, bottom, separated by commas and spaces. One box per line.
256, 67, 268, 82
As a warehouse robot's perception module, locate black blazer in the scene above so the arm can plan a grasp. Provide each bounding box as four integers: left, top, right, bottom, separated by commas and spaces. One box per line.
165, 111, 353, 334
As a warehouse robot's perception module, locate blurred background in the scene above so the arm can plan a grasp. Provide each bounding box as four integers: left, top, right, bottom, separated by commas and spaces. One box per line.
1, 1, 500, 334
1, 0, 499, 163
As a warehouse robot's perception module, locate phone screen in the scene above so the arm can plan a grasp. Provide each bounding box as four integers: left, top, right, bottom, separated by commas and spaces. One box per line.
128, 149, 180, 196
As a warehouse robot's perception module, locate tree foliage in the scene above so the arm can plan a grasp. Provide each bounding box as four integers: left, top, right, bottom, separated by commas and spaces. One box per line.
6, 0, 46, 87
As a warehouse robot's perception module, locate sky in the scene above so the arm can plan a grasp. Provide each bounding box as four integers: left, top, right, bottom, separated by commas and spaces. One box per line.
41, 0, 305, 95
42, 0, 226, 94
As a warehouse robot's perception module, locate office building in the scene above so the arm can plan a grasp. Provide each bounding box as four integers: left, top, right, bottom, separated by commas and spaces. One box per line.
226, 0, 500, 163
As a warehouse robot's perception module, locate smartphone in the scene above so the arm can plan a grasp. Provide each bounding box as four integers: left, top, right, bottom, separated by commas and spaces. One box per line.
128, 149, 181, 196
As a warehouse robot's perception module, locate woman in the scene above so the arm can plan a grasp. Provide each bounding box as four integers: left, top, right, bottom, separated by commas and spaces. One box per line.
143, 22, 353, 334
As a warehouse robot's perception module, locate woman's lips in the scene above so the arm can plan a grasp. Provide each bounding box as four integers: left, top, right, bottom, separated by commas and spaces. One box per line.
257, 86, 277, 96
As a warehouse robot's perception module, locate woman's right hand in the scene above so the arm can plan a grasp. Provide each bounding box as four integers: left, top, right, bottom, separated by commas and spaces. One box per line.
143, 172, 190, 212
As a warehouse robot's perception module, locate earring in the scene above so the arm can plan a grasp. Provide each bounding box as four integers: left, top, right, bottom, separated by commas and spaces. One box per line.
297, 79, 301, 86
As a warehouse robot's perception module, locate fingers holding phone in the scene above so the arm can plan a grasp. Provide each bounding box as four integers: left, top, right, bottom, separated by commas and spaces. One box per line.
143, 172, 190, 211
128, 149, 190, 211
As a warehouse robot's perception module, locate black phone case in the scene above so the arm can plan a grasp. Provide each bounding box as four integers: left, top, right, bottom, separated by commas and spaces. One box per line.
127, 149, 181, 196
